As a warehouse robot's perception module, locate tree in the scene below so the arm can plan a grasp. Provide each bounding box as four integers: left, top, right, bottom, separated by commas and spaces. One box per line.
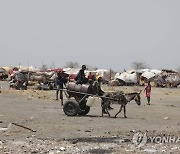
40, 64, 48, 71
131, 61, 150, 70
86, 64, 98, 71
64, 62, 79, 68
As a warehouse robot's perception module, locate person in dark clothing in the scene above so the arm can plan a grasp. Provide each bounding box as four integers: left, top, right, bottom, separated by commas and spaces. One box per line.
76, 65, 88, 84
93, 77, 113, 113
55, 72, 66, 106
93, 77, 105, 96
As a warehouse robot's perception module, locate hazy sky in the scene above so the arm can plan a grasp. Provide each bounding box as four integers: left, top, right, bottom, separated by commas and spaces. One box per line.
0, 0, 180, 71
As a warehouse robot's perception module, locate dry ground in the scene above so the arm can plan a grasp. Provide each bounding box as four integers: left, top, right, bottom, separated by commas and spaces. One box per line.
0, 81, 180, 153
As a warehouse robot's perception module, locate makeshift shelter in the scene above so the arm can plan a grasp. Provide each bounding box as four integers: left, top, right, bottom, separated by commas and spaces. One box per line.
154, 69, 180, 87
0, 68, 8, 80
1, 66, 12, 73
115, 72, 138, 85
139, 69, 162, 85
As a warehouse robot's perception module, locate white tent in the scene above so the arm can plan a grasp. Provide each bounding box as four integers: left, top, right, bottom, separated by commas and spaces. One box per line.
115, 72, 137, 84
141, 69, 162, 79
141, 71, 156, 79
150, 69, 162, 74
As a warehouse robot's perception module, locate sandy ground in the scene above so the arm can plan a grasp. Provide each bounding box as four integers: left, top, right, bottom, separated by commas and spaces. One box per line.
0, 81, 180, 153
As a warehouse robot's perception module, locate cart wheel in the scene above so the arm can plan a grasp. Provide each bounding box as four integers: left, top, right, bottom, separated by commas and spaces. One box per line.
63, 100, 79, 116
78, 106, 90, 116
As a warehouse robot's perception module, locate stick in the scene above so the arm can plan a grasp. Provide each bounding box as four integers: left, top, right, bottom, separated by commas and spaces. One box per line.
12, 122, 36, 132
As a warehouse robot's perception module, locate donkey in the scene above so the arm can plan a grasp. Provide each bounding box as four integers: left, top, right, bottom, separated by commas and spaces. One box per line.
101, 91, 125, 117
102, 91, 142, 118
114, 91, 141, 118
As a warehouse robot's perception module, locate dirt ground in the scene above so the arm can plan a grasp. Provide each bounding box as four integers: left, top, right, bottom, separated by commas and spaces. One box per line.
0, 81, 180, 153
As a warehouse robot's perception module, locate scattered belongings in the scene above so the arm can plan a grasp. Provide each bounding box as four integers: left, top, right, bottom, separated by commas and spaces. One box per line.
0, 123, 12, 132
114, 69, 180, 88
37, 82, 54, 90
2, 65, 180, 89
29, 71, 55, 82
59, 147, 66, 151
0, 68, 8, 80
0, 122, 36, 132
163, 117, 170, 120
10, 71, 28, 90
154, 69, 180, 87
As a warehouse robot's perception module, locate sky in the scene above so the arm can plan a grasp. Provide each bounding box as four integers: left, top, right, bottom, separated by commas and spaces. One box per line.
0, 0, 180, 71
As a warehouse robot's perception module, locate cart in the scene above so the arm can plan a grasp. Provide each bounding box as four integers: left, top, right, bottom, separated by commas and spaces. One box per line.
63, 82, 95, 116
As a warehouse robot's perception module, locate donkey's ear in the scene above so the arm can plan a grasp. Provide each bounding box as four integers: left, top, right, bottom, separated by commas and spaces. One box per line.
139, 90, 142, 94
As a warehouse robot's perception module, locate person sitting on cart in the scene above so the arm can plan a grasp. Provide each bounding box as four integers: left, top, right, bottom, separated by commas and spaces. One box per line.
55, 71, 66, 106
93, 77, 113, 113
75, 65, 88, 84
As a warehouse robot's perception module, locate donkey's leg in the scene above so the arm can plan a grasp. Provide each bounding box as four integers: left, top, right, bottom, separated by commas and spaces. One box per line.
105, 107, 111, 117
114, 105, 123, 118
101, 108, 104, 117
107, 101, 111, 117
101, 101, 108, 117
101, 101, 104, 117
101, 100, 111, 117
103, 104, 111, 117
123, 105, 127, 118
101, 105, 105, 117
101, 106, 109, 117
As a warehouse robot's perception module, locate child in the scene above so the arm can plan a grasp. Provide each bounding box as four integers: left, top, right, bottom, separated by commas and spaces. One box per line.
144, 81, 151, 105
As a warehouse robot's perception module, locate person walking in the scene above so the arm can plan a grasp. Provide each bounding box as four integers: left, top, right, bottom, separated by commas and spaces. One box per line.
144, 81, 152, 105
93, 77, 113, 113
55, 72, 66, 106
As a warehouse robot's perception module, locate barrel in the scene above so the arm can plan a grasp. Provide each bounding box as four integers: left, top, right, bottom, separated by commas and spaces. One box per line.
66, 82, 93, 95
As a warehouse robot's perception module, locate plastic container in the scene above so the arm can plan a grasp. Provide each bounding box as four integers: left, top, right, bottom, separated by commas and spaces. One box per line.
87, 96, 102, 107
86, 96, 95, 107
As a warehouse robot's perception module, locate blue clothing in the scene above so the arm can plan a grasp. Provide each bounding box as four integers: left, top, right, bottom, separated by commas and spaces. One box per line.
56, 76, 65, 85
55, 75, 65, 103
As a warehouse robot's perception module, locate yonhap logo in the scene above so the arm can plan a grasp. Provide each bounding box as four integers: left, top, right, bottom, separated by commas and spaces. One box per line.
133, 132, 180, 148
132, 132, 147, 148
